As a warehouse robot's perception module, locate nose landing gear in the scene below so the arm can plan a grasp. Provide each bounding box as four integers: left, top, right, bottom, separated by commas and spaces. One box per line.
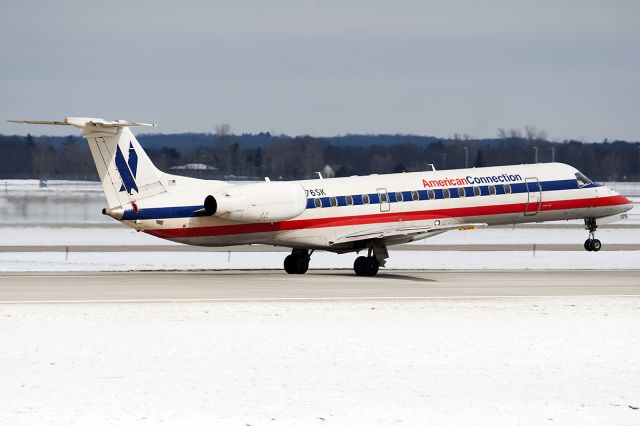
284, 248, 312, 274
583, 218, 602, 252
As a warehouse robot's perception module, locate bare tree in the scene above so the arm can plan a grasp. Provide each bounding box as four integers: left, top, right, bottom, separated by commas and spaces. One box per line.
215, 123, 231, 138
213, 123, 232, 175
508, 128, 523, 139
497, 128, 523, 139
524, 125, 547, 141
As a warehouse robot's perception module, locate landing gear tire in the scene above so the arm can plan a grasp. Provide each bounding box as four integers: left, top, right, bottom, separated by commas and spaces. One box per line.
284, 255, 296, 274
354, 256, 379, 277
364, 258, 379, 276
583, 218, 602, 253
354, 256, 366, 276
284, 250, 311, 274
293, 256, 309, 274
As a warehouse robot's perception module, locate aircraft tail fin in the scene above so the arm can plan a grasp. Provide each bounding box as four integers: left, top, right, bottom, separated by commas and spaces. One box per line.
9, 117, 166, 208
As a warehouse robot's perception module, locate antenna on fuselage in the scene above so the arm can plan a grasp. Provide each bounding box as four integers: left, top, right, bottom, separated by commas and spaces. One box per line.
316, 172, 324, 179
428, 163, 437, 171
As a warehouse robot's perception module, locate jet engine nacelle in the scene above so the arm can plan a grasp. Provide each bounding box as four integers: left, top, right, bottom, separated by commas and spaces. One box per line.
204, 181, 307, 223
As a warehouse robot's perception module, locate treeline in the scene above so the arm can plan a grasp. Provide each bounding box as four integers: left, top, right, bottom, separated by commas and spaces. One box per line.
0, 131, 639, 181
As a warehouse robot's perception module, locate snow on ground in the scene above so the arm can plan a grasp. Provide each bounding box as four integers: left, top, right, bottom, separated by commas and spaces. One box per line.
0, 179, 103, 192
1, 224, 640, 247
410, 226, 640, 245
1, 179, 639, 225
1, 297, 639, 425
1, 250, 639, 272
2, 179, 639, 272
0, 225, 172, 246
2, 179, 640, 194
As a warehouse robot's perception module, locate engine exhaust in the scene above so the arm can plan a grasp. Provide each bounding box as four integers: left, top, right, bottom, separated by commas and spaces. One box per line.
102, 206, 124, 220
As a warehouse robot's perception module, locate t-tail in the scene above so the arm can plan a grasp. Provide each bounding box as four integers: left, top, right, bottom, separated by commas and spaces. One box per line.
9, 117, 166, 209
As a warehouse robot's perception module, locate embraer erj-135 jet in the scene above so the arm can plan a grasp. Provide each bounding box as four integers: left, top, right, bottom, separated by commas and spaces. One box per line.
10, 117, 633, 276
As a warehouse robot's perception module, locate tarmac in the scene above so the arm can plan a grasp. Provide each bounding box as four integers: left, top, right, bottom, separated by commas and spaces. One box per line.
0, 270, 638, 303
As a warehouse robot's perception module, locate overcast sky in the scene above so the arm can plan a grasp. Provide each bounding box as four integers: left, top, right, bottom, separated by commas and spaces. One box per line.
1, 0, 639, 140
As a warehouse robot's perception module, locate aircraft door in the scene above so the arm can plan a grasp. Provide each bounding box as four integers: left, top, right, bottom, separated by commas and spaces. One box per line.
524, 177, 541, 216
377, 188, 390, 212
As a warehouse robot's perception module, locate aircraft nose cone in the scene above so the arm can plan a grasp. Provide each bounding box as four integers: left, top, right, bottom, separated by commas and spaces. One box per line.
622, 195, 634, 211
613, 195, 635, 213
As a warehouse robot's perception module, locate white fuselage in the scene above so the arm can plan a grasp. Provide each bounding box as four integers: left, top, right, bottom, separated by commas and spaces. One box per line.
119, 162, 632, 252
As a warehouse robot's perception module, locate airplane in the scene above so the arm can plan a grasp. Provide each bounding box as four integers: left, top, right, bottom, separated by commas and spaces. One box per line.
9, 117, 634, 276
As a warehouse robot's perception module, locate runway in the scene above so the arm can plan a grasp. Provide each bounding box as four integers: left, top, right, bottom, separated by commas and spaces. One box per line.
1, 270, 638, 303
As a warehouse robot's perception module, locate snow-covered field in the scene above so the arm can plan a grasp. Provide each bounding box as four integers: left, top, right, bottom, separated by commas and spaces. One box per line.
2, 224, 639, 272
1, 179, 639, 225
2, 225, 639, 246
2, 180, 639, 272
1, 297, 639, 425
2, 182, 639, 426
1, 250, 639, 272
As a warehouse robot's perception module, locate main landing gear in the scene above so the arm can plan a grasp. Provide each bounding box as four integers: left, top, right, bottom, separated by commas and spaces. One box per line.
282, 241, 390, 276
583, 218, 602, 252
354, 240, 389, 277
354, 255, 379, 277
284, 248, 312, 274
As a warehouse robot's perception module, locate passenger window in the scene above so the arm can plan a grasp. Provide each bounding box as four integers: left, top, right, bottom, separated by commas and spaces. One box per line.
345, 195, 354, 206
443, 188, 450, 199
362, 194, 370, 204
411, 191, 419, 201
503, 184, 511, 194
395, 192, 403, 202
488, 185, 496, 195
473, 186, 480, 196
314, 198, 322, 208
380, 193, 388, 203
427, 189, 435, 200
329, 197, 338, 207
457, 187, 465, 197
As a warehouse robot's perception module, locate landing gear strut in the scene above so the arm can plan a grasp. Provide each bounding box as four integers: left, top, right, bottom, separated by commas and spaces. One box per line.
284, 248, 312, 274
353, 241, 388, 277
583, 218, 602, 252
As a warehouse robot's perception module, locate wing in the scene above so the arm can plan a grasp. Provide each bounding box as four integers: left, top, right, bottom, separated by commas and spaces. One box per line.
330, 219, 487, 245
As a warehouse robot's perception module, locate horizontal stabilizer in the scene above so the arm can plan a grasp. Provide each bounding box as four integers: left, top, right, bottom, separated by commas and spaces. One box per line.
8, 119, 68, 126
8, 117, 156, 130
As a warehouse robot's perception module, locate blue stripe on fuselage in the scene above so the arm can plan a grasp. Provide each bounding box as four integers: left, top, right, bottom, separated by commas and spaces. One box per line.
121, 178, 582, 220
122, 205, 210, 220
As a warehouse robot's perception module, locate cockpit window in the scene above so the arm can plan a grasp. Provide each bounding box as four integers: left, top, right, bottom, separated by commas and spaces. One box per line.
575, 172, 593, 188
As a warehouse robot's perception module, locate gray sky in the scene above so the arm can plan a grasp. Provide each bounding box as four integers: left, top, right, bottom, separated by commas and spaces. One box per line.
1, 0, 639, 140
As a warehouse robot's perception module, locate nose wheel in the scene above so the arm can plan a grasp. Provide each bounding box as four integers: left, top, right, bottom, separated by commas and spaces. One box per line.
584, 218, 602, 252
584, 238, 601, 252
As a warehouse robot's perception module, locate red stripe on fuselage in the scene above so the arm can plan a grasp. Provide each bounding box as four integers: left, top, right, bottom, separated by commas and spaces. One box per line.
145, 194, 630, 239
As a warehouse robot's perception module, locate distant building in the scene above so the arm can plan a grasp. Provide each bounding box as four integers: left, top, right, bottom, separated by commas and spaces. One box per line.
170, 163, 217, 171
322, 164, 335, 178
